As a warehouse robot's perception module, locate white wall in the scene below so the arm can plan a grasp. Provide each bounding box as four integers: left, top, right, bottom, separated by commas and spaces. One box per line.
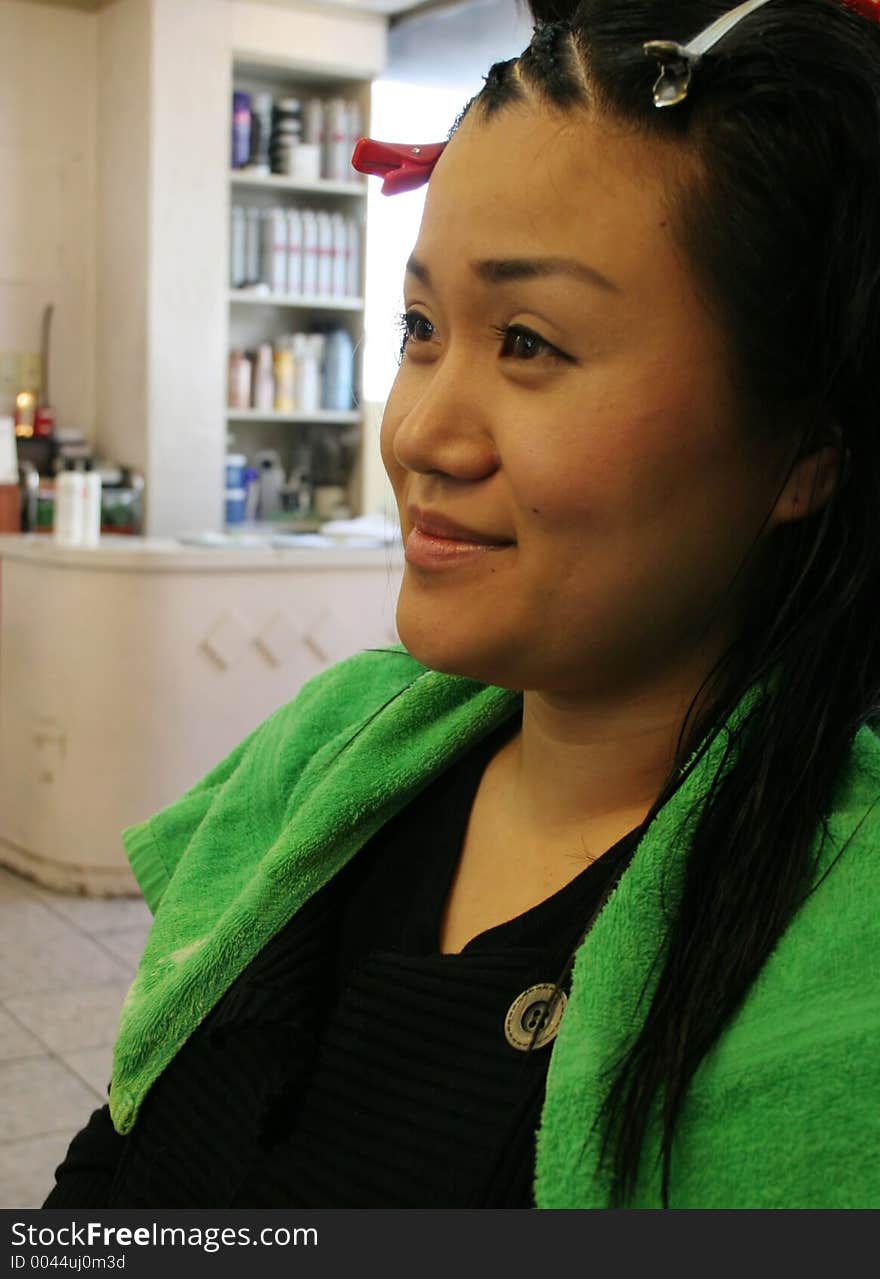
0, 0, 97, 433
231, 0, 387, 71
96, 0, 151, 480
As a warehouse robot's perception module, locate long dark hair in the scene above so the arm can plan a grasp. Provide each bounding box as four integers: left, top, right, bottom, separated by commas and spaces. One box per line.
447, 0, 880, 1206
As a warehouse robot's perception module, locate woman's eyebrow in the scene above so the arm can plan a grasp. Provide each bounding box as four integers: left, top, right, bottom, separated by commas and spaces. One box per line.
405, 252, 620, 294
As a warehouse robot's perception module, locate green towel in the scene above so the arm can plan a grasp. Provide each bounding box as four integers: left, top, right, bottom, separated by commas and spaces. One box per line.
111, 644, 880, 1207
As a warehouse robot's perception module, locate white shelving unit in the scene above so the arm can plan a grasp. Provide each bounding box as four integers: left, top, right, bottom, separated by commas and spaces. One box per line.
227, 57, 372, 519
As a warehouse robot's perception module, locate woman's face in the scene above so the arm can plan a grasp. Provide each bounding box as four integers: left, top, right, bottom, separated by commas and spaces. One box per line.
380, 105, 790, 697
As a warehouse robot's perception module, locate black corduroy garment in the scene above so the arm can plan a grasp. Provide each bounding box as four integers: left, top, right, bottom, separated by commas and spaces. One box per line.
45, 713, 641, 1209
233, 714, 641, 1208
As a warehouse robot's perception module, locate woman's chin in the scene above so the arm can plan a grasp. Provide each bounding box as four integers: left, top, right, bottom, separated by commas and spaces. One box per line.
395, 613, 519, 688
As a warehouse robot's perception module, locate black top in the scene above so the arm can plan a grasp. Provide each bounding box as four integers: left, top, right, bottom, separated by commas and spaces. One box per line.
44, 712, 643, 1209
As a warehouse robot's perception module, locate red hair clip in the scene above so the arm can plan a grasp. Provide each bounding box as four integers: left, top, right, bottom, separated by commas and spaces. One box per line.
351, 137, 447, 195
843, 0, 880, 20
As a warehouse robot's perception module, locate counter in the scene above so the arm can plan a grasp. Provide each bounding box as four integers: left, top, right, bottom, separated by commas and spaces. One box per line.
0, 534, 405, 895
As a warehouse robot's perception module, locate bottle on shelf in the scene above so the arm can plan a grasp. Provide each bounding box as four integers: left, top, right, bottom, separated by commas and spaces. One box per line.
331, 213, 347, 298
324, 98, 350, 182
322, 328, 355, 412
273, 341, 296, 412
346, 216, 360, 298
247, 92, 272, 176
244, 207, 261, 285
230, 206, 246, 287
286, 209, 304, 297
317, 211, 333, 296
301, 210, 319, 296
231, 91, 251, 169
228, 350, 252, 409
53, 459, 85, 547
262, 208, 289, 294
253, 343, 275, 412
81, 459, 102, 546
292, 333, 323, 414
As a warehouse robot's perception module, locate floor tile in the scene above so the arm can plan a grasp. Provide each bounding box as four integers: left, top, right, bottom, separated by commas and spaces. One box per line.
35, 888, 152, 938
94, 924, 152, 972
0, 1006, 45, 1063
0, 1056, 101, 1142
4, 981, 132, 1055
0, 898, 129, 999
0, 1131, 78, 1210
60, 1046, 113, 1100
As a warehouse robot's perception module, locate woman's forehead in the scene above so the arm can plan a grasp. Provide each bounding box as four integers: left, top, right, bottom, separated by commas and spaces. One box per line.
416, 108, 688, 302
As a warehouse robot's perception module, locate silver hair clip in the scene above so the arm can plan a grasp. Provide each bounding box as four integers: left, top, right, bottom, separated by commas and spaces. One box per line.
643, 0, 779, 109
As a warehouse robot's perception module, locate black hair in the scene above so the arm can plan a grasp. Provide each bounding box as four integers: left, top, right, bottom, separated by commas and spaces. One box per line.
445, 0, 880, 1207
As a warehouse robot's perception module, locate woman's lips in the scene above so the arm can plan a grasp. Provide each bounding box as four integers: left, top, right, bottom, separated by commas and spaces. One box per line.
405, 526, 515, 570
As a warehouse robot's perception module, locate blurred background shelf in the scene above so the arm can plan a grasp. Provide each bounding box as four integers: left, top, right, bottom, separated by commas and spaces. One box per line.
229, 290, 364, 310
230, 171, 367, 197
226, 409, 361, 424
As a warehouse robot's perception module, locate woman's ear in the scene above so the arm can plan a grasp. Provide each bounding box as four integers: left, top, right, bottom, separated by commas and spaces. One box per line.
771, 423, 849, 527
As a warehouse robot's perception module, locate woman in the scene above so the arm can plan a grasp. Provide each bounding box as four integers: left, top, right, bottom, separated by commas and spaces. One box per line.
46, 0, 880, 1209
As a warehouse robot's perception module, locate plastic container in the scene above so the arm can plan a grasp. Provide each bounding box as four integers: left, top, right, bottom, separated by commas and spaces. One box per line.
230, 206, 246, 287
225, 453, 247, 488
247, 92, 273, 174
262, 208, 288, 294
303, 97, 324, 149
294, 333, 323, 414
316, 211, 333, 296
253, 344, 275, 412
286, 209, 303, 297
231, 91, 251, 168
273, 343, 296, 413
291, 143, 321, 183
331, 213, 347, 297
80, 464, 102, 546
53, 462, 85, 547
301, 210, 319, 296
346, 216, 360, 299
225, 488, 248, 525
324, 98, 350, 181
322, 328, 354, 411
228, 350, 252, 409
245, 207, 261, 285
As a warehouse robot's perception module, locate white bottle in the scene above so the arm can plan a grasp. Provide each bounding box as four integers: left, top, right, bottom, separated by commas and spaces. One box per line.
316, 211, 333, 296
346, 100, 363, 179
53, 464, 85, 547
331, 213, 347, 298
286, 209, 303, 298
301, 210, 319, 297
346, 216, 361, 300
245, 207, 261, 285
324, 99, 349, 181
80, 465, 102, 547
293, 333, 320, 414
253, 343, 275, 412
263, 208, 288, 294
230, 205, 246, 287
303, 96, 324, 148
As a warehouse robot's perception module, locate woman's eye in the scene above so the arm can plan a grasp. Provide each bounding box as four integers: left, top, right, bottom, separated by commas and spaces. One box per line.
395, 310, 435, 359
394, 309, 569, 365
491, 327, 567, 363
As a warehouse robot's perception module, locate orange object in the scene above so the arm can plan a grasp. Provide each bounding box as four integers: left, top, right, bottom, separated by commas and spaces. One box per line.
0, 484, 21, 533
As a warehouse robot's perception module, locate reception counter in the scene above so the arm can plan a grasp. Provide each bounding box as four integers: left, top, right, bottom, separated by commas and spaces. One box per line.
0, 533, 405, 895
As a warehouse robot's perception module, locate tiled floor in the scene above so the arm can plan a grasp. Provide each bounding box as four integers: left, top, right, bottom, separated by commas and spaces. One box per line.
0, 864, 151, 1208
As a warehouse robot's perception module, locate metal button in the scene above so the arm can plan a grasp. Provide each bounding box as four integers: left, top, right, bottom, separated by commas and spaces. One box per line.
504, 983, 567, 1052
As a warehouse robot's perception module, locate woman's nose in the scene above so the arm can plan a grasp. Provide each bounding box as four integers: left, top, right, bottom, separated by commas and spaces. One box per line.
387, 357, 500, 482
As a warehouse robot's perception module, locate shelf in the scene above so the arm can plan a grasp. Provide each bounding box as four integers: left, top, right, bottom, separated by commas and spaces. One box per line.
229, 290, 363, 311
230, 171, 367, 198
226, 410, 361, 424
